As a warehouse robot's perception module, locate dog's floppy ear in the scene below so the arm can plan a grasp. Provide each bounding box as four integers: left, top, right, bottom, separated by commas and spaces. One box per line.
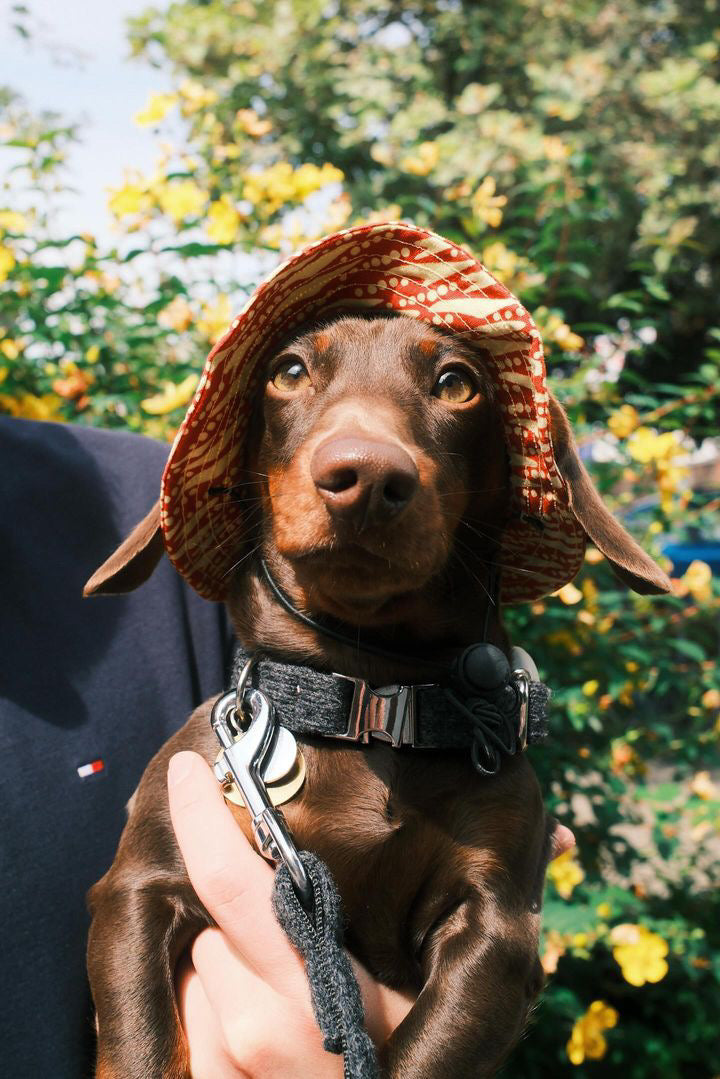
84, 499, 164, 596
548, 395, 672, 595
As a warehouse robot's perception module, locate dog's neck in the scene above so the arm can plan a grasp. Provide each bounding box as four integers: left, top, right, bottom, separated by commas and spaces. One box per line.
228, 552, 508, 685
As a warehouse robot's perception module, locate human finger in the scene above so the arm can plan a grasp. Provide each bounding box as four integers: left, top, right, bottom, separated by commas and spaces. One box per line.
350, 958, 414, 1046
175, 947, 238, 1079
167, 750, 308, 998
549, 819, 576, 860
189, 926, 278, 1020
189, 928, 343, 1078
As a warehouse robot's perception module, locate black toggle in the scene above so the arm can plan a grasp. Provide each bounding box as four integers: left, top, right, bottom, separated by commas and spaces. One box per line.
451, 642, 511, 696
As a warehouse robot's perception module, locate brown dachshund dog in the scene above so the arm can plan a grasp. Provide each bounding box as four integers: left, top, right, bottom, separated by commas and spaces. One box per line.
85, 314, 670, 1078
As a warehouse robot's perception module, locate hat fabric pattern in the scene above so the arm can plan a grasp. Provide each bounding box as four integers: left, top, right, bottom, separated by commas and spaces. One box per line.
161, 222, 586, 604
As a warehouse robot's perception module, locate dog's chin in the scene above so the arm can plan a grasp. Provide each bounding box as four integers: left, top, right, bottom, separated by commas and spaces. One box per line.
288, 547, 440, 627
309, 586, 424, 627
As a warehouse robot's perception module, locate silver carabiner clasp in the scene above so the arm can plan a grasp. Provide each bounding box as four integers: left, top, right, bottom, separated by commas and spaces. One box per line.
511, 669, 530, 752
211, 684, 313, 910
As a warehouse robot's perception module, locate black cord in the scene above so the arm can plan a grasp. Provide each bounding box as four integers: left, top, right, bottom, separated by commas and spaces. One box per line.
259, 559, 452, 671
443, 682, 521, 776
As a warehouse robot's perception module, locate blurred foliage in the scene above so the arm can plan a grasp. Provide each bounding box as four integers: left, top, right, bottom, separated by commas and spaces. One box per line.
2, 0, 720, 1073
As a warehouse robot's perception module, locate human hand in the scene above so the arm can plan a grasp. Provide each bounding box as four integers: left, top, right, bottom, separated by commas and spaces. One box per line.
168, 750, 413, 1079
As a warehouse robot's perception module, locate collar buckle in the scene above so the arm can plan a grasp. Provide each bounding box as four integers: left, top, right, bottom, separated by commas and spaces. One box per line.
330, 676, 433, 747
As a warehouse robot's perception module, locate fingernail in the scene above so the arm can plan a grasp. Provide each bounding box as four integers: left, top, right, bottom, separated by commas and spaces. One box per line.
168, 751, 195, 786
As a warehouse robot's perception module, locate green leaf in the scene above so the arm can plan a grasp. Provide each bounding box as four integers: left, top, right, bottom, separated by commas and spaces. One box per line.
668, 638, 707, 663
642, 277, 671, 302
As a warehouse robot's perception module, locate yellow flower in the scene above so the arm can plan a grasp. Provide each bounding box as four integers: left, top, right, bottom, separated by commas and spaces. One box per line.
554, 582, 583, 605
242, 162, 343, 215
294, 162, 344, 198
553, 321, 584, 352
235, 108, 272, 137
681, 559, 713, 604
141, 374, 198, 416
596, 902, 612, 919
107, 181, 152, 219
1, 338, 21, 359
480, 241, 545, 292
133, 92, 177, 128
206, 196, 241, 244
400, 140, 440, 176
701, 688, 720, 711
627, 426, 681, 464
608, 404, 639, 439
85, 345, 100, 364
0, 392, 64, 421
158, 296, 194, 333
178, 79, 219, 114
611, 924, 669, 986
547, 849, 585, 899
156, 180, 207, 223
690, 770, 718, 801
482, 241, 520, 280
567, 1000, 618, 1065
471, 176, 508, 228
582, 680, 599, 696
0, 245, 16, 281
197, 295, 233, 343
534, 306, 585, 352
0, 210, 27, 232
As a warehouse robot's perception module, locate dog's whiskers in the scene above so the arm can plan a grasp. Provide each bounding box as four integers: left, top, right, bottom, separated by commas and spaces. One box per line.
221, 542, 262, 579
448, 539, 495, 606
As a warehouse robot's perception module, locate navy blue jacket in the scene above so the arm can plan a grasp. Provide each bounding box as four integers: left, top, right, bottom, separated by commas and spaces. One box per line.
0, 417, 232, 1078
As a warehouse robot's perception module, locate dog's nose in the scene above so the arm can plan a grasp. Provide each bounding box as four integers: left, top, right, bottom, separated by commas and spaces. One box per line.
311, 436, 419, 527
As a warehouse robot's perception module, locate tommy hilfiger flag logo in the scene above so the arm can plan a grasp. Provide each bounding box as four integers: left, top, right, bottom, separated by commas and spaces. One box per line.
77, 759, 105, 778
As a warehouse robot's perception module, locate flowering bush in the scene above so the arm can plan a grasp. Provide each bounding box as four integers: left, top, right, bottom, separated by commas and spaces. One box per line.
1, 2, 719, 1073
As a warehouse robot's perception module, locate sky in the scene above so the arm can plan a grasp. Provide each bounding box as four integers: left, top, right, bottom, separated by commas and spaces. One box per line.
1, 0, 175, 244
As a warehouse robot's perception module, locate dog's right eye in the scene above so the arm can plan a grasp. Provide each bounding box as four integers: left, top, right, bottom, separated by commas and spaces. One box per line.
432, 367, 477, 404
271, 358, 311, 392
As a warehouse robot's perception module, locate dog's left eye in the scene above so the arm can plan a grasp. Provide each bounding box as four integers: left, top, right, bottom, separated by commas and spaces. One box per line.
271, 359, 311, 392
432, 368, 477, 404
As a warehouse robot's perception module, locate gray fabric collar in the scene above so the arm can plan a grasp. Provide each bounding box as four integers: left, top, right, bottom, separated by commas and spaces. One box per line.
231, 646, 550, 775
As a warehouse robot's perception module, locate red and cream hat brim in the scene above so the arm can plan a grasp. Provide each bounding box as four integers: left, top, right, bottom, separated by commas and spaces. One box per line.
161, 222, 586, 604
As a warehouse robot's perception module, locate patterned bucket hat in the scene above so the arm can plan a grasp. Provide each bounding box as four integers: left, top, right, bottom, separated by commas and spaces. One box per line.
161, 222, 586, 604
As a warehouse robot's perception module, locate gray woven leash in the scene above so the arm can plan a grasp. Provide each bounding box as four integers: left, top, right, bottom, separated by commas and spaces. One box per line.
272, 852, 379, 1078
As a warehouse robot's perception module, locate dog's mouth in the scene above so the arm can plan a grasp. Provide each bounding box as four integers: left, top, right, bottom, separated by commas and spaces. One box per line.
290, 544, 438, 624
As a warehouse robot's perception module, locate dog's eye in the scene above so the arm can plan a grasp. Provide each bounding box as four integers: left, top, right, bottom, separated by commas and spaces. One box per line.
271, 359, 311, 392
432, 368, 477, 404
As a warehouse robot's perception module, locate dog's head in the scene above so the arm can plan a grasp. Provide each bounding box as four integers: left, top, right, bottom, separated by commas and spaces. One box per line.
85, 309, 670, 646
253, 313, 508, 629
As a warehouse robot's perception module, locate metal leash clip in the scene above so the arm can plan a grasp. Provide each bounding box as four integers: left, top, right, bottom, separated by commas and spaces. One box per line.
511, 668, 530, 752
211, 680, 313, 911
